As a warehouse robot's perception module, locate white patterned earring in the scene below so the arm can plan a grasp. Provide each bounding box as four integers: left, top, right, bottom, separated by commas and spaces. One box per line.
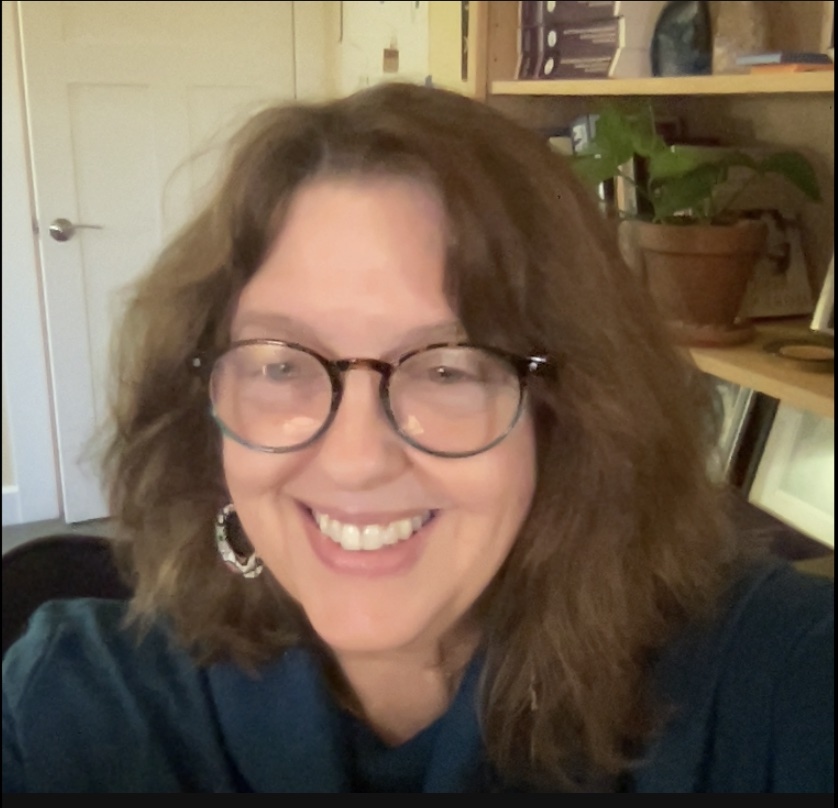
215, 503, 263, 578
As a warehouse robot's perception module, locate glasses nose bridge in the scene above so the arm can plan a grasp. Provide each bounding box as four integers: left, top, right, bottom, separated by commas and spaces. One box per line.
333, 356, 394, 383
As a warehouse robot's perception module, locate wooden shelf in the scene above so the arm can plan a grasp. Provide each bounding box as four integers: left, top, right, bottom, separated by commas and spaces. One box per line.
491, 72, 835, 97
688, 320, 834, 420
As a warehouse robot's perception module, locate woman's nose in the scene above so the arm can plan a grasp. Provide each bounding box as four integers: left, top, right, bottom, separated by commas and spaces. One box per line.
312, 367, 408, 488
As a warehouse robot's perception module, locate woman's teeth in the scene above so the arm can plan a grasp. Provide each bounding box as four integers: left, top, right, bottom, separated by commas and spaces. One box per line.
313, 511, 433, 551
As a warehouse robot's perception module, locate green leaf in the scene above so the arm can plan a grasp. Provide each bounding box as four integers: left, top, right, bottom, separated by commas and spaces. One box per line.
651, 163, 722, 220
648, 149, 708, 180
757, 151, 822, 201
572, 153, 623, 186
716, 150, 761, 171
568, 104, 822, 220
590, 107, 637, 165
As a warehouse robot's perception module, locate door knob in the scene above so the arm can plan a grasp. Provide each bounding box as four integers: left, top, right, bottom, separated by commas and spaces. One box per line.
48, 218, 103, 242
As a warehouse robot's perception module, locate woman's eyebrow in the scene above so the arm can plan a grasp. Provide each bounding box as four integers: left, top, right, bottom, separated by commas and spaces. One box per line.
388, 322, 466, 353
233, 312, 319, 342
233, 312, 465, 355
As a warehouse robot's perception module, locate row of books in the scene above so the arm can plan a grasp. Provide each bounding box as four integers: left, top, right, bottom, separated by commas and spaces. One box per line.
517, 1, 666, 80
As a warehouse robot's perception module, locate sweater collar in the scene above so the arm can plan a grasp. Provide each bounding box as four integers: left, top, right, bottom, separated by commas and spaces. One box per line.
206, 648, 490, 792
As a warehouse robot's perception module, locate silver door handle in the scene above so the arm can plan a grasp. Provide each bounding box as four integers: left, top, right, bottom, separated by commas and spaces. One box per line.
48, 218, 103, 242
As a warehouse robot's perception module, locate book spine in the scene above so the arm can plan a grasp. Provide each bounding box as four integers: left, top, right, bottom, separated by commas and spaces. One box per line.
569, 113, 598, 153
735, 50, 833, 65
523, 0, 670, 25
538, 54, 613, 79
748, 63, 834, 73
521, 1, 618, 25
544, 18, 623, 57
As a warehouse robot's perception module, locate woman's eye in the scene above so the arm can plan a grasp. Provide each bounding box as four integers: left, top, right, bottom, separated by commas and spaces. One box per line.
262, 362, 294, 381
430, 365, 471, 383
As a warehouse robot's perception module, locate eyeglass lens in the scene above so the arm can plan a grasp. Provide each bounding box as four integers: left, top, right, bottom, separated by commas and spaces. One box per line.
210, 343, 523, 455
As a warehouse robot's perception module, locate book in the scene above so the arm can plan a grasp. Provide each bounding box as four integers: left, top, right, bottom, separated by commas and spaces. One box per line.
524, 46, 652, 80
545, 129, 574, 156
518, 21, 657, 77
748, 63, 834, 74
517, 3, 666, 78
521, 1, 616, 26
735, 51, 833, 66
540, 16, 658, 55
520, 1, 663, 25
534, 52, 614, 79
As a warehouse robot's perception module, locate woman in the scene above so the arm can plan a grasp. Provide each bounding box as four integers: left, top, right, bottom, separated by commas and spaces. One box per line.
3, 83, 832, 792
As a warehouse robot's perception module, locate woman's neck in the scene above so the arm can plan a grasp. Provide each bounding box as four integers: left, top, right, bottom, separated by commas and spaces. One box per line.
335, 632, 479, 746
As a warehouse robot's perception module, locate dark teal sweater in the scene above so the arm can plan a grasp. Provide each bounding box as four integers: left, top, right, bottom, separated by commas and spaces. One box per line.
2, 561, 833, 792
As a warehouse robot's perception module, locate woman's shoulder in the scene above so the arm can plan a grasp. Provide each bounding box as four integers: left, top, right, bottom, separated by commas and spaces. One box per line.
3, 597, 193, 693
725, 557, 833, 630
674, 559, 832, 678
2, 598, 235, 793
640, 560, 833, 793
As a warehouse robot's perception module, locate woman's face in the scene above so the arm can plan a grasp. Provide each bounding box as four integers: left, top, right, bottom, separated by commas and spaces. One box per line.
224, 175, 536, 659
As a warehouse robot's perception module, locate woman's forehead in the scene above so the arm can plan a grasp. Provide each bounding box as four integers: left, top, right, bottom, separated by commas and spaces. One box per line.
230, 177, 464, 355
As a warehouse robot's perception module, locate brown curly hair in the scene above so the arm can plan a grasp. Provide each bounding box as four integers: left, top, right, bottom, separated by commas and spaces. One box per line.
103, 82, 739, 788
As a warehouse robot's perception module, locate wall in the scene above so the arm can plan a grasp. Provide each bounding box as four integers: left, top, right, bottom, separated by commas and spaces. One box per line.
335, 0, 429, 94
294, 1, 340, 100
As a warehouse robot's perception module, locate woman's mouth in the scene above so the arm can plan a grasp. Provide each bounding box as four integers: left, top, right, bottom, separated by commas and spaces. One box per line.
310, 509, 436, 552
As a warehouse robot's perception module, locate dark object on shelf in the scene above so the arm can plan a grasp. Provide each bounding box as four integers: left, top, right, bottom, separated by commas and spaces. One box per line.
651, 0, 712, 77
2, 533, 132, 657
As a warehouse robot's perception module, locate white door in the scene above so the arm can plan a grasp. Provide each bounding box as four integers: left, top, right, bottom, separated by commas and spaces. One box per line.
19, 1, 296, 522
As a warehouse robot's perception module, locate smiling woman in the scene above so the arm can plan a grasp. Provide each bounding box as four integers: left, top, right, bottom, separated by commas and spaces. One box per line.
2, 83, 833, 793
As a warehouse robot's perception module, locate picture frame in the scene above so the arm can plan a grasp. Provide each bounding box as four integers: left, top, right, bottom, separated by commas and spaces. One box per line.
822, 0, 834, 56
810, 253, 834, 337
748, 403, 835, 549
738, 208, 815, 320
706, 376, 757, 484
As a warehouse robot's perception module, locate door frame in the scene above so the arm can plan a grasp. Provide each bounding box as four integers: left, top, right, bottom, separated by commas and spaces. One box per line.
2, 0, 61, 527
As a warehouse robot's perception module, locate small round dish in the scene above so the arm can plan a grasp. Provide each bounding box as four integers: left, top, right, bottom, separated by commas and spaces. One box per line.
763, 339, 835, 373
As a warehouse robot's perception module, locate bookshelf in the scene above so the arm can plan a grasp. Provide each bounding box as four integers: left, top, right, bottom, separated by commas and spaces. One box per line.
447, 1, 835, 421
491, 71, 834, 96
688, 320, 834, 420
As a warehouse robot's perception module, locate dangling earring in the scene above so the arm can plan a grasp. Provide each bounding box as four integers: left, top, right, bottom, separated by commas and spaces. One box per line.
215, 503, 263, 578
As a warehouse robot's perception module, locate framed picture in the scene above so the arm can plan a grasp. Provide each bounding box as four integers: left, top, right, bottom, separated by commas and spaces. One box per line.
748, 403, 835, 549
822, 0, 834, 56
706, 376, 756, 483
810, 253, 834, 337
738, 208, 815, 320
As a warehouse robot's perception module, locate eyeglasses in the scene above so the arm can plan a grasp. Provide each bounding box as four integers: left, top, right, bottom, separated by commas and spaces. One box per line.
199, 340, 554, 458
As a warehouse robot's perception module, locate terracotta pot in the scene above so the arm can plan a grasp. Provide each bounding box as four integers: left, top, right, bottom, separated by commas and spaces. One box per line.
635, 219, 768, 346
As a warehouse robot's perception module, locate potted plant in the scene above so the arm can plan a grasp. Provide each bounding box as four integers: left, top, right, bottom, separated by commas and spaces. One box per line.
571, 104, 822, 346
